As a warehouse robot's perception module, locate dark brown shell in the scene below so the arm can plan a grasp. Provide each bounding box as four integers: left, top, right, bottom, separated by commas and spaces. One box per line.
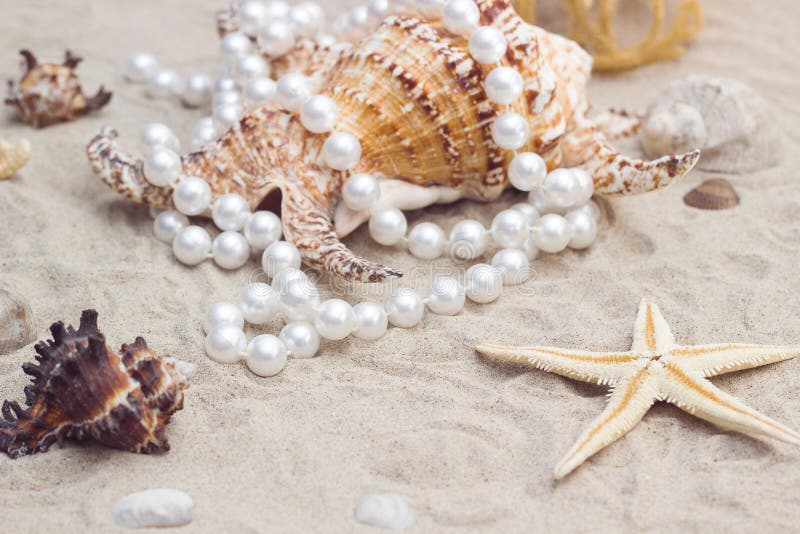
4, 50, 112, 128
683, 178, 740, 210
0, 310, 193, 458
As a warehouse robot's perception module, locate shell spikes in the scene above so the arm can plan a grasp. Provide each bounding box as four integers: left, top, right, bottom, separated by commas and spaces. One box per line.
0, 310, 194, 458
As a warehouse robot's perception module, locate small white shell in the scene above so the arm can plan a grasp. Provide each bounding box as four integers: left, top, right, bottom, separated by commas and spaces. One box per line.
112, 488, 194, 529
0, 139, 31, 179
642, 75, 782, 173
0, 288, 36, 355
354, 493, 413, 530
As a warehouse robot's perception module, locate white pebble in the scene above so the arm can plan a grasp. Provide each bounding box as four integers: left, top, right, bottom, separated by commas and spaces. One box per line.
355, 493, 413, 531
112, 489, 193, 529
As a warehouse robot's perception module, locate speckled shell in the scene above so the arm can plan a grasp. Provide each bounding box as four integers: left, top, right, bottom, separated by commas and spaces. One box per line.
683, 178, 740, 210
0, 138, 31, 179
0, 288, 36, 355
642, 75, 782, 173
88, 0, 700, 282
5, 50, 112, 128
0, 310, 194, 458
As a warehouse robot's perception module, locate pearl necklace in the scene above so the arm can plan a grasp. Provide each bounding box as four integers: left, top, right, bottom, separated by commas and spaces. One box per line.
124, 0, 601, 377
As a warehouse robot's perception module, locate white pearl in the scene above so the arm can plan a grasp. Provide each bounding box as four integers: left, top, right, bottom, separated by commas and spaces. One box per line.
220, 32, 253, 62
212, 231, 250, 269
469, 26, 507, 64
182, 73, 213, 108
235, 53, 269, 80
173, 176, 212, 216
245, 335, 288, 376
566, 209, 598, 249
213, 102, 244, 131
417, 0, 445, 18
323, 132, 362, 171
448, 219, 488, 260
369, 208, 407, 246
317, 33, 337, 47
243, 77, 277, 108
442, 0, 479, 35
262, 241, 301, 278
280, 321, 320, 358
315, 299, 356, 340
544, 168, 583, 208
352, 301, 388, 340
490, 208, 528, 248
276, 73, 311, 112
491, 112, 530, 150
491, 248, 530, 285
508, 152, 546, 191
141, 123, 180, 153
522, 234, 539, 261
240, 282, 279, 324
258, 19, 295, 56
204, 301, 245, 334
301, 3, 326, 32
368, 0, 390, 22
173, 226, 212, 265
277, 274, 320, 321
214, 75, 238, 94
148, 69, 181, 98
342, 173, 380, 212
333, 13, 350, 37
244, 211, 282, 251
572, 168, 595, 205
212, 193, 251, 231
385, 288, 424, 328
426, 276, 465, 315
239, 0, 268, 33
143, 147, 182, 187
153, 210, 189, 243
576, 200, 600, 220
191, 117, 218, 149
213, 89, 241, 107
271, 267, 307, 292
407, 222, 446, 260
346, 6, 371, 38
465, 263, 502, 303
125, 52, 158, 82
534, 213, 571, 253
300, 95, 340, 134
528, 187, 566, 215
289, 3, 320, 38
205, 324, 247, 364
510, 202, 540, 227
264, 1, 290, 19
485, 66, 524, 105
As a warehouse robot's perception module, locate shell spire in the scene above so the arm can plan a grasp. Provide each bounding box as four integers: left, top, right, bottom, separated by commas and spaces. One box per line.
0, 310, 194, 458
88, 0, 700, 282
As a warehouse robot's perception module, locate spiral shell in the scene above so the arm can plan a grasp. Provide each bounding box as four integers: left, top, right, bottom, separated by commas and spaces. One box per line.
0, 139, 31, 179
642, 75, 782, 173
0, 288, 36, 355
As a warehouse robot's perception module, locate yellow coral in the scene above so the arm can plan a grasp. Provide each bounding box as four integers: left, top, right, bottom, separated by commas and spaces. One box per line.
514, 0, 702, 71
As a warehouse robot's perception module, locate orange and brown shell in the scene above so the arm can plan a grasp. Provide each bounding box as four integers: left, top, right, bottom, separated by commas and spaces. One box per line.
5, 50, 112, 129
87, 0, 700, 282
0, 310, 194, 458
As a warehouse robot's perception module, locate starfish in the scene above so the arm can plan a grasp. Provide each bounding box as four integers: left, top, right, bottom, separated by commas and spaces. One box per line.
475, 298, 800, 479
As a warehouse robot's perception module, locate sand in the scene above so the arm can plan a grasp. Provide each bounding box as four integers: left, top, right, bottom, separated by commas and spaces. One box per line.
1, 0, 799, 531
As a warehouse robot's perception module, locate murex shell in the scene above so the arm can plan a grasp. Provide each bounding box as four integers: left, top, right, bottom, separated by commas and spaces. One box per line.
0, 138, 31, 179
0, 310, 194, 458
87, 0, 700, 282
5, 50, 112, 128
641, 75, 782, 174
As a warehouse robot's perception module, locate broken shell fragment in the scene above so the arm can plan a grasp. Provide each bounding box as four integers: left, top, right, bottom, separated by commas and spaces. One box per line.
0, 288, 36, 354
112, 488, 194, 529
0, 139, 31, 179
683, 178, 740, 210
355, 493, 414, 530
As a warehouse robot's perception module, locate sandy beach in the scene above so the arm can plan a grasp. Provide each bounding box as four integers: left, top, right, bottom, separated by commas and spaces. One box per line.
1, 0, 800, 531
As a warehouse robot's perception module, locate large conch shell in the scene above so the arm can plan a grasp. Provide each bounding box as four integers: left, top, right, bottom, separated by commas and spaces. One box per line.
5, 50, 112, 128
87, 0, 699, 283
641, 75, 782, 174
0, 138, 31, 179
0, 310, 194, 458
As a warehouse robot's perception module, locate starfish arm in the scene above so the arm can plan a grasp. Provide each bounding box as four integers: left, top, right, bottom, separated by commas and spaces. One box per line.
660, 363, 800, 445
631, 298, 675, 353
554, 368, 658, 479
475, 343, 640, 386
665, 344, 800, 377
